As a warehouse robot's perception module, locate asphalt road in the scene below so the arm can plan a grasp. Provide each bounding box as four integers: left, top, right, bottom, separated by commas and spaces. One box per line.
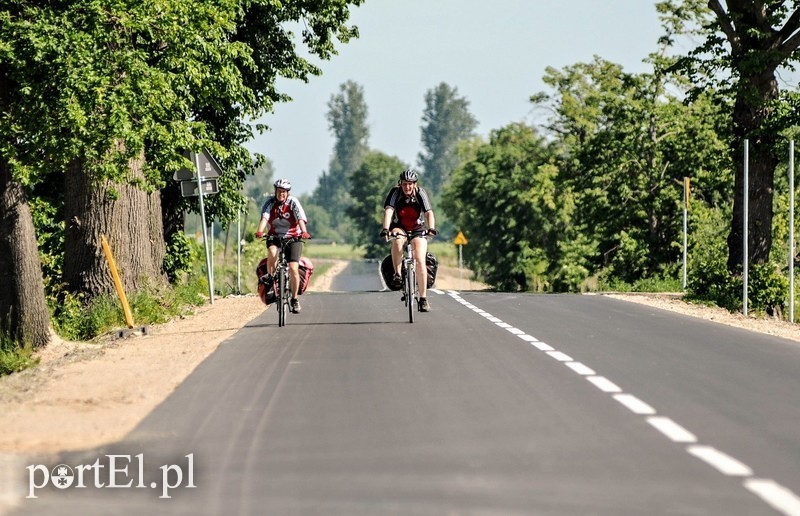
15, 277, 800, 514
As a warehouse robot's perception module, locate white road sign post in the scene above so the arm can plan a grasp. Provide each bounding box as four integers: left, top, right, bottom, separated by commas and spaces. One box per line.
175, 150, 223, 305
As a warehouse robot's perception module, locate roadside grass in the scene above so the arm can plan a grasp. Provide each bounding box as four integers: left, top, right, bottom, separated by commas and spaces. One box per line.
51, 275, 208, 342
0, 333, 39, 376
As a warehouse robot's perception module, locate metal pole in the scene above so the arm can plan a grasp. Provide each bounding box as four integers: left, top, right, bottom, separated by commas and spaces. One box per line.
458, 244, 463, 291
237, 208, 242, 295
790, 140, 795, 323
743, 139, 749, 317
682, 177, 688, 291
210, 221, 215, 294
195, 153, 215, 305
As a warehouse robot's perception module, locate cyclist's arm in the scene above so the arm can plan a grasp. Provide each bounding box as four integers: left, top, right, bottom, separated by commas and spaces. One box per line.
256, 216, 269, 235
425, 209, 435, 233
382, 206, 394, 231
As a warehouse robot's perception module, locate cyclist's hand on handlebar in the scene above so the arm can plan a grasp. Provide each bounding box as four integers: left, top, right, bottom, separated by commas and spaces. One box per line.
255, 231, 265, 239
379, 228, 390, 239
301, 231, 312, 240
426, 228, 438, 237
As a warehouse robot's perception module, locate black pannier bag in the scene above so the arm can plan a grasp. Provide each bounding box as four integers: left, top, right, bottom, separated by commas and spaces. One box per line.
426, 252, 438, 288
380, 255, 401, 291
380, 253, 438, 289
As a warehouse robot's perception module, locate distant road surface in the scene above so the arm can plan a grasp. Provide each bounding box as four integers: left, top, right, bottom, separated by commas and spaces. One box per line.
16, 266, 800, 515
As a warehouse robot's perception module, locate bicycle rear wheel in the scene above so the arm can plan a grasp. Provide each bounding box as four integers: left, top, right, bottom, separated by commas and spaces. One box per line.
406, 261, 415, 323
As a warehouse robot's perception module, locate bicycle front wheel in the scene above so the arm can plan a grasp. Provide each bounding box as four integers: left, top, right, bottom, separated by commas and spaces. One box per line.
406, 261, 415, 323
277, 267, 287, 327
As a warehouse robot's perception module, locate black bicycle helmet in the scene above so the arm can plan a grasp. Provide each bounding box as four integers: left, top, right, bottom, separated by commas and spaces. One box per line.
399, 168, 418, 182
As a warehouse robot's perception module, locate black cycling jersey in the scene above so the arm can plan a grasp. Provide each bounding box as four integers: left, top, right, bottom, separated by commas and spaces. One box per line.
383, 186, 433, 232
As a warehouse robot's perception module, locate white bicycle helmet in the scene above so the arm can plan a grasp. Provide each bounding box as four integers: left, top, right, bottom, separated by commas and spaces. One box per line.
273, 178, 292, 191
399, 168, 418, 182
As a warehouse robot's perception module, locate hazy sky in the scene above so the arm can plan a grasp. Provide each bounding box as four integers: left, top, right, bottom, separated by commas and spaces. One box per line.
246, 1, 668, 196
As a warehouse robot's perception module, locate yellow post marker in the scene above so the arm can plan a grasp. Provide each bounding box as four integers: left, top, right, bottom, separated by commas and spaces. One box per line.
100, 234, 134, 328
684, 177, 690, 210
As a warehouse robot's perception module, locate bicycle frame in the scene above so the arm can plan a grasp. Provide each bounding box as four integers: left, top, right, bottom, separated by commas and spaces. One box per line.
267, 236, 297, 327
387, 231, 430, 323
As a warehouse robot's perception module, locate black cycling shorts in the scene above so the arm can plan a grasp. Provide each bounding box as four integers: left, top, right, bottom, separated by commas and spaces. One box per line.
389, 224, 427, 240
267, 236, 303, 263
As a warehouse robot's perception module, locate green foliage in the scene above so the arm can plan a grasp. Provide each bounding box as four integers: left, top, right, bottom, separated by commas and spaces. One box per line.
442, 123, 560, 291
51, 277, 207, 341
418, 83, 479, 196
0, 332, 38, 376
302, 199, 342, 243
163, 231, 195, 283
311, 80, 370, 241
749, 263, 788, 314
347, 151, 408, 259
686, 256, 741, 311
536, 57, 731, 283
598, 274, 682, 293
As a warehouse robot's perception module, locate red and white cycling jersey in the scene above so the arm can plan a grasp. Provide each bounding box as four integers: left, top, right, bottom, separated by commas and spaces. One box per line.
260, 195, 307, 237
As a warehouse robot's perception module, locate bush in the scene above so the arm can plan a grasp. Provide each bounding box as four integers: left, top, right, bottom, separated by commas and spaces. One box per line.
749, 263, 788, 315
686, 256, 741, 311
163, 231, 195, 283
687, 259, 787, 315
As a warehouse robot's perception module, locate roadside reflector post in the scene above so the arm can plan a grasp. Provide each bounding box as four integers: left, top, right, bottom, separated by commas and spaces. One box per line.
100, 234, 134, 328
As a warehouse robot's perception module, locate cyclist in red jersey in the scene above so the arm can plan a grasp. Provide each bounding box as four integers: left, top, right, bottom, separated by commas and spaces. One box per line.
255, 178, 311, 313
380, 169, 438, 312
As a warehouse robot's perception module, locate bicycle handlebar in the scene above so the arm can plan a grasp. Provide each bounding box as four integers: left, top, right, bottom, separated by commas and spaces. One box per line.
384, 230, 434, 242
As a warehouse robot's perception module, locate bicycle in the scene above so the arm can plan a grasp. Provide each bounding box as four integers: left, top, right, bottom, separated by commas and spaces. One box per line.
385, 230, 433, 323
260, 235, 299, 327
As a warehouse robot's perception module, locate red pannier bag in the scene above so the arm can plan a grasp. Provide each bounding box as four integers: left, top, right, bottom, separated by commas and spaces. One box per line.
298, 257, 314, 295
256, 258, 277, 305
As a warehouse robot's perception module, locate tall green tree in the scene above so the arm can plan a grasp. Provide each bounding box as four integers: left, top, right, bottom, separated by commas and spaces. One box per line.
658, 0, 800, 270
535, 57, 731, 283
347, 152, 408, 259
418, 83, 478, 196
311, 80, 370, 240
442, 124, 559, 291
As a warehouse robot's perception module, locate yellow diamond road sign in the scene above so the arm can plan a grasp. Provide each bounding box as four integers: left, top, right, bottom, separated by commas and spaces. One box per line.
454, 231, 468, 245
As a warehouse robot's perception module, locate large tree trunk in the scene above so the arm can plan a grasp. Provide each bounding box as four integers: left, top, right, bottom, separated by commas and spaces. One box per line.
726, 71, 779, 271
63, 154, 168, 298
0, 157, 50, 348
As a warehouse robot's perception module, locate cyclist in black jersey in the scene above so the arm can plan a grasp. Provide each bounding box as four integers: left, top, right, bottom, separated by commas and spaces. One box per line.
380, 169, 438, 312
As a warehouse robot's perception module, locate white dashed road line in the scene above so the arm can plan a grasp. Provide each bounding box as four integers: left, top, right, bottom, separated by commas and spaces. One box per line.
444, 290, 800, 516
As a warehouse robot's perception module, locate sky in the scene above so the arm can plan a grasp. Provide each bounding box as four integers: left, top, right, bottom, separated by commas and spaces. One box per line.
246, 1, 668, 196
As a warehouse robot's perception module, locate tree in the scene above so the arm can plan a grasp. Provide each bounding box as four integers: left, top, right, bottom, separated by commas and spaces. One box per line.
0, 0, 363, 346
442, 124, 558, 291
0, 160, 50, 348
535, 56, 731, 283
418, 83, 478, 196
347, 152, 408, 259
311, 80, 370, 240
658, 1, 800, 270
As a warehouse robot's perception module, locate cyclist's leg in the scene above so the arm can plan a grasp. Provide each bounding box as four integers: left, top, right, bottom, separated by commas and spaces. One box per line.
288, 262, 300, 298
412, 236, 428, 299
285, 240, 303, 310
390, 232, 404, 276
266, 238, 280, 275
